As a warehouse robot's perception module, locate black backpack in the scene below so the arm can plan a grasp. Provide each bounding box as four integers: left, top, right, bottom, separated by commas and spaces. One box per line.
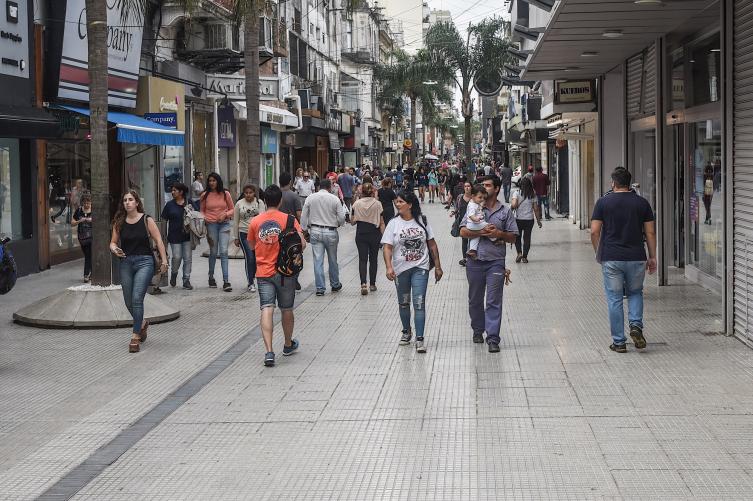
276, 214, 304, 277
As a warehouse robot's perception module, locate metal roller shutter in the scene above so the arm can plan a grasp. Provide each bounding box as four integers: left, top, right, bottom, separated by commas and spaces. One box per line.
733, 0, 753, 344
626, 53, 643, 119
643, 45, 657, 115
626, 45, 657, 120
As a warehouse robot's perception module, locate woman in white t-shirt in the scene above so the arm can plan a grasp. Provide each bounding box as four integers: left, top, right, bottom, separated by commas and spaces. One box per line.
381, 190, 443, 353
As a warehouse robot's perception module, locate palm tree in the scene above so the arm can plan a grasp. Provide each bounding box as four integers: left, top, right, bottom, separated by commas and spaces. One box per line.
374, 50, 452, 163
424, 18, 512, 162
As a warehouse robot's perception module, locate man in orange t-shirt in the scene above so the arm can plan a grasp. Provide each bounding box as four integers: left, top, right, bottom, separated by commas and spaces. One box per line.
247, 184, 306, 367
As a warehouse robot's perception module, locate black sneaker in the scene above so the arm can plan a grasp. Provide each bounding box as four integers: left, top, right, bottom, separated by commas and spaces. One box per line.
283, 339, 299, 356
629, 326, 647, 349
295, 280, 302, 291
332, 284, 343, 292
208, 276, 217, 288
315, 290, 325, 296
264, 352, 275, 367
473, 333, 484, 344
459, 259, 467, 267
170, 274, 177, 287
399, 329, 412, 345
182, 279, 193, 290
223, 282, 232, 292
609, 343, 627, 353
488, 342, 500, 353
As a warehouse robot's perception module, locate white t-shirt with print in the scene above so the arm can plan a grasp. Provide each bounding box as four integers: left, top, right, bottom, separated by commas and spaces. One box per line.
381, 216, 435, 276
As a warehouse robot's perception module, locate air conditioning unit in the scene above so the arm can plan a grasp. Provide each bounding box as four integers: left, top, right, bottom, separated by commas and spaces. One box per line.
310, 95, 321, 110
205, 23, 240, 51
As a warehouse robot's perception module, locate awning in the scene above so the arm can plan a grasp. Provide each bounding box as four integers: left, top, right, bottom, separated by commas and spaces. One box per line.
232, 101, 299, 128
0, 106, 61, 139
57, 105, 184, 146
328, 131, 340, 150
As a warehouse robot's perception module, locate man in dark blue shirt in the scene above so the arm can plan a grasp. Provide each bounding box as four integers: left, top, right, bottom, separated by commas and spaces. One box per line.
590, 167, 657, 353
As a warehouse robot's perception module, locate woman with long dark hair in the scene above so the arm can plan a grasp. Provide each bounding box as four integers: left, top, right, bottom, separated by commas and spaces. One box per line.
511, 176, 542, 263
200, 172, 235, 291
381, 190, 443, 353
110, 190, 168, 353
378, 177, 396, 223
351, 182, 385, 295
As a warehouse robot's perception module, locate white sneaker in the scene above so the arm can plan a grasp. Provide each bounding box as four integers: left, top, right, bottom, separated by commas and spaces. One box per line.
247, 284, 257, 293
415, 339, 426, 353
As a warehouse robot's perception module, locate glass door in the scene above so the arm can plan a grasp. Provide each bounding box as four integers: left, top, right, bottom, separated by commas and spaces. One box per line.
672, 124, 685, 268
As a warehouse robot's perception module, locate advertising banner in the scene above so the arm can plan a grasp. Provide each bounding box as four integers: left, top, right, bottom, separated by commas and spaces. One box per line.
58, 0, 144, 107
217, 105, 236, 148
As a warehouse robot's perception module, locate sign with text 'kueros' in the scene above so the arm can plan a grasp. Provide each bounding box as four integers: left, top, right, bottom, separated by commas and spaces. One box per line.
555, 80, 595, 105
58, 0, 144, 108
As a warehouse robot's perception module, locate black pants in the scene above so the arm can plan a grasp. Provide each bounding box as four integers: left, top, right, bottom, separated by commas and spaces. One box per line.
355, 229, 381, 285
461, 237, 468, 259
81, 241, 92, 276
514, 219, 535, 257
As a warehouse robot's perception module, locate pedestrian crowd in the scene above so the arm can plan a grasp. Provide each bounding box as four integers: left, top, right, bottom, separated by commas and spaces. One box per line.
80, 155, 654, 363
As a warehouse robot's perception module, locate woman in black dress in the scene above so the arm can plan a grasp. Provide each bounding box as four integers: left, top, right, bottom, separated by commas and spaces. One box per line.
378, 177, 397, 223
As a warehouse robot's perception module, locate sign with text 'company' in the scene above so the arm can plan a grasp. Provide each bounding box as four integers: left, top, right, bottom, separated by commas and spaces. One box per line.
58, 0, 144, 108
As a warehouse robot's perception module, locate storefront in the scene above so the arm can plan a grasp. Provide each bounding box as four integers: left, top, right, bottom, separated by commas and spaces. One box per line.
46, 107, 184, 264
0, 0, 62, 276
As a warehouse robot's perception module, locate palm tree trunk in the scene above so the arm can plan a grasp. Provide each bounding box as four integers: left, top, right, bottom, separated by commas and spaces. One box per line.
85, 0, 110, 286
464, 114, 472, 162
244, 14, 262, 186
410, 96, 417, 164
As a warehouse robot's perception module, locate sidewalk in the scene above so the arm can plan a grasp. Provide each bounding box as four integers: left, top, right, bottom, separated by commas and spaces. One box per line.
3, 202, 753, 499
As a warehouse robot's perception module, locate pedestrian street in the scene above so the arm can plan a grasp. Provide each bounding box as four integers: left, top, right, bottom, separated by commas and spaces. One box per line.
2, 202, 753, 500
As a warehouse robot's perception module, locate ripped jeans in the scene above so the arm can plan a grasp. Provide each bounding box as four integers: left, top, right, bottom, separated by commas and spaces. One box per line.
394, 267, 429, 339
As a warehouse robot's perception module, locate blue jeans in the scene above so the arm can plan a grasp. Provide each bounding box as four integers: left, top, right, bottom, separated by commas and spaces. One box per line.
239, 232, 256, 286
503, 183, 511, 203
169, 241, 192, 281
602, 261, 646, 345
206, 221, 230, 282
466, 259, 506, 344
394, 267, 429, 339
310, 227, 340, 292
119, 255, 154, 334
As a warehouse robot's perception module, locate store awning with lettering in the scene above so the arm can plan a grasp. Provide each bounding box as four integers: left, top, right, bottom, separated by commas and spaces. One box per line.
232, 102, 299, 128
56, 105, 185, 146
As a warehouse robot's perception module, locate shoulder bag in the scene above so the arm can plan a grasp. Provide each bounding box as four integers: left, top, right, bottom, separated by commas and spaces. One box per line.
143, 215, 163, 281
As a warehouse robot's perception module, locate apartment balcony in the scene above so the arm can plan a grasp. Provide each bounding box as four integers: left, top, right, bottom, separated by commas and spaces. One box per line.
342, 48, 377, 65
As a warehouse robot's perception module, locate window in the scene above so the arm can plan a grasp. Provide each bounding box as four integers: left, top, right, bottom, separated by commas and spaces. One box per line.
309, 23, 314, 35
299, 42, 308, 79
346, 20, 353, 49
47, 140, 91, 255
289, 33, 299, 75
293, 8, 301, 33
0, 138, 23, 240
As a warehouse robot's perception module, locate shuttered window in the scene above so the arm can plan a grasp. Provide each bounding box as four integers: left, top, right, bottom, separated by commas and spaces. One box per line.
626, 45, 657, 120
733, 0, 753, 344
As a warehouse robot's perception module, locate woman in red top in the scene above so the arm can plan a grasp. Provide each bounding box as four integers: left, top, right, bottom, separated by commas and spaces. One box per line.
200, 173, 235, 291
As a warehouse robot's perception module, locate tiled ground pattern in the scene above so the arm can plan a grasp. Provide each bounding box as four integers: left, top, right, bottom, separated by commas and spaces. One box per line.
3, 202, 753, 500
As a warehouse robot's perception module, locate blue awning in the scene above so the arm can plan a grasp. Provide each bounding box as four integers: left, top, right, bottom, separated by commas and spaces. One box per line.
57, 105, 184, 146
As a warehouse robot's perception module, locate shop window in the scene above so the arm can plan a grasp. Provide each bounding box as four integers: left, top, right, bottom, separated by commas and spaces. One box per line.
124, 144, 159, 218
47, 141, 91, 256
689, 36, 721, 107
689, 119, 722, 279
630, 129, 656, 210
162, 146, 185, 205
0, 138, 23, 240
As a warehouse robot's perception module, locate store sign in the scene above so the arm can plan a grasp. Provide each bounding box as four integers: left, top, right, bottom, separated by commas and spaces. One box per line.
159, 96, 179, 112
144, 113, 177, 128
0, 0, 27, 78
217, 106, 236, 148
58, 0, 144, 107
206, 74, 279, 101
261, 109, 285, 125
261, 127, 277, 154
555, 80, 594, 104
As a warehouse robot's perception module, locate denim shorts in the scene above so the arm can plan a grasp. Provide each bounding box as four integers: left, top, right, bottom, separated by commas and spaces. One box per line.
257, 273, 296, 310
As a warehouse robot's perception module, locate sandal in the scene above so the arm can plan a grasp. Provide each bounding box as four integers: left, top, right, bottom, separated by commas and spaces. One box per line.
128, 339, 140, 353
139, 320, 150, 343
361, 284, 368, 295
515, 254, 523, 263
521, 257, 529, 264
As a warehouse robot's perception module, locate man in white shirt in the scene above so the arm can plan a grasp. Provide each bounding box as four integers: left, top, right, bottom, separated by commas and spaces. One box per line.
294, 171, 316, 205
301, 179, 347, 296
191, 171, 204, 209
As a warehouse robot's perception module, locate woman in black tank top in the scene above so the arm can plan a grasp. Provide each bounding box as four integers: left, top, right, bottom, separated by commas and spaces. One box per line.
110, 190, 168, 353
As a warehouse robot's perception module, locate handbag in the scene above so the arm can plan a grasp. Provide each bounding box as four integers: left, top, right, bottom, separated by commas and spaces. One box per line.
143, 215, 163, 280
416, 215, 435, 270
